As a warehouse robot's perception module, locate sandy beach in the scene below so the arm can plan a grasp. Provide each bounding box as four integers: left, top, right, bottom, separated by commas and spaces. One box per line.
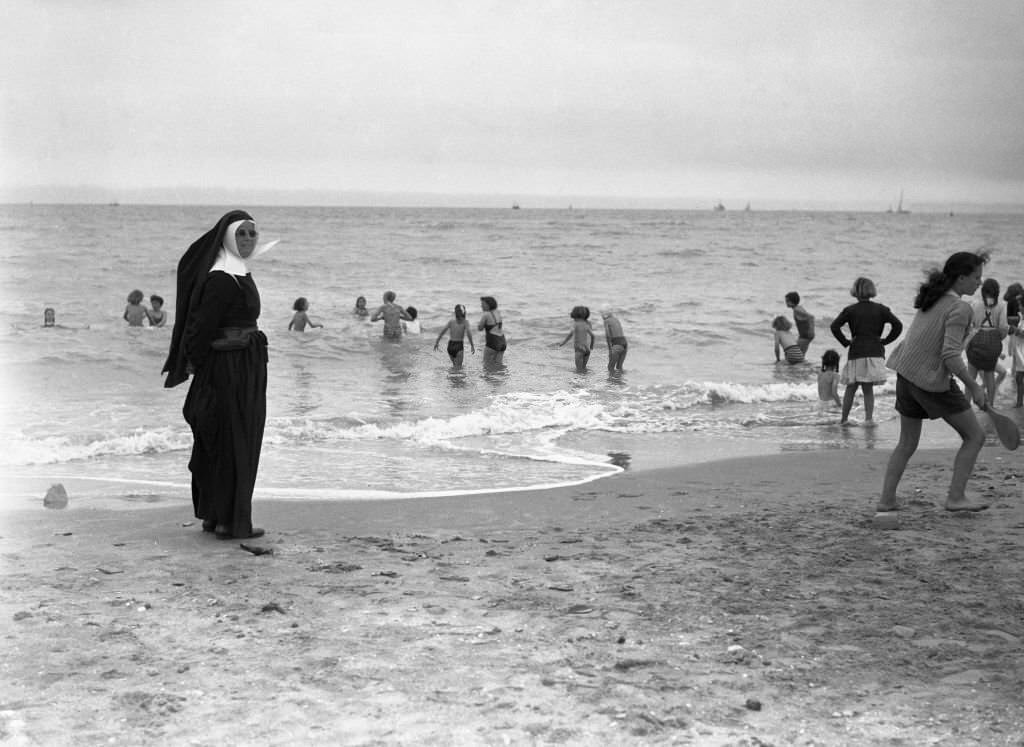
2, 447, 1023, 746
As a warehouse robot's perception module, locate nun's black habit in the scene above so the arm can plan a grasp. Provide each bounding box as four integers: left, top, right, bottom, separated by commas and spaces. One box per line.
162, 210, 268, 539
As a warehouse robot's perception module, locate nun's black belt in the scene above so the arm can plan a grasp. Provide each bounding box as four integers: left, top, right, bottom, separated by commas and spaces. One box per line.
211, 326, 261, 351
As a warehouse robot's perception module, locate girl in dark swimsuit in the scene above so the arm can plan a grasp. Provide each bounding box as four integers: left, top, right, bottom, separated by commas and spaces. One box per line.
478, 296, 507, 369
433, 304, 475, 369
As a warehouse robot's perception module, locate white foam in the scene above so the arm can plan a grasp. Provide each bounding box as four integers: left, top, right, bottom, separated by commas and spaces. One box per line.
0, 426, 191, 466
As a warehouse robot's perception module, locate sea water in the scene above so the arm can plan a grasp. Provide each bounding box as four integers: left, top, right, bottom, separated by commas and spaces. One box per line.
1, 204, 1022, 509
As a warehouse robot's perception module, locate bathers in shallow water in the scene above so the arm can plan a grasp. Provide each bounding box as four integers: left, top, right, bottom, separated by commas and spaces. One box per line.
784, 344, 805, 364
610, 336, 627, 349
447, 340, 464, 359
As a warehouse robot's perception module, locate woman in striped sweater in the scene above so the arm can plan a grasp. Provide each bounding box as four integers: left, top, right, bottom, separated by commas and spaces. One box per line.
878, 251, 990, 513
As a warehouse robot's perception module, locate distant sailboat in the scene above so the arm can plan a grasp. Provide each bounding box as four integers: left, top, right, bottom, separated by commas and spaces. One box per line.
512, 202, 520, 210
713, 200, 725, 212
887, 190, 910, 214
744, 202, 751, 212
896, 190, 910, 214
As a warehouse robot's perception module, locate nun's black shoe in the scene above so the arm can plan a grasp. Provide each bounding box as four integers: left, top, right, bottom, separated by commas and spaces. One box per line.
201, 520, 217, 532
216, 527, 265, 540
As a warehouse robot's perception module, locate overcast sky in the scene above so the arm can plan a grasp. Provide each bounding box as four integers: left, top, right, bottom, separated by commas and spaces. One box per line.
3, 0, 1023, 207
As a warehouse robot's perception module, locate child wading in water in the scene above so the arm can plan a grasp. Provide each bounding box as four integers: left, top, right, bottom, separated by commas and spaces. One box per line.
371, 291, 412, 339
288, 297, 323, 332
558, 305, 596, 372
772, 316, 805, 364
818, 349, 842, 409
124, 289, 148, 327
147, 295, 167, 327
601, 308, 628, 373
433, 304, 475, 368
785, 291, 815, 354
353, 296, 369, 318
403, 306, 421, 334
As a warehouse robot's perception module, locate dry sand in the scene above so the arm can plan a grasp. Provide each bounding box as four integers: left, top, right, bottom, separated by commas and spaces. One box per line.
2, 447, 1023, 745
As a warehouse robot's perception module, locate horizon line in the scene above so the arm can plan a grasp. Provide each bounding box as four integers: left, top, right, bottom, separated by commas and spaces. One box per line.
3, 186, 1024, 214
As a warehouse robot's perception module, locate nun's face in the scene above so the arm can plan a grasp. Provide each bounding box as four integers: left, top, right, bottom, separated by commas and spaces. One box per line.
235, 221, 258, 258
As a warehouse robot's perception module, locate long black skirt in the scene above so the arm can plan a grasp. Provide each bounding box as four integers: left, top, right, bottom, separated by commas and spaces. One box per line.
183, 334, 267, 536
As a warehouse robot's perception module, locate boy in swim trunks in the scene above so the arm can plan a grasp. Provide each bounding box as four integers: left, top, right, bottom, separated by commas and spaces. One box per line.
433, 304, 475, 369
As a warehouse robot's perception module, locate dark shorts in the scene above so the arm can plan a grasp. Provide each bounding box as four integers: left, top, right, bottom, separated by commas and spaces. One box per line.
894, 374, 971, 420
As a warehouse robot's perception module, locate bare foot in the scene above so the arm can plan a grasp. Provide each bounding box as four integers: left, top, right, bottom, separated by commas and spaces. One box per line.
944, 499, 989, 513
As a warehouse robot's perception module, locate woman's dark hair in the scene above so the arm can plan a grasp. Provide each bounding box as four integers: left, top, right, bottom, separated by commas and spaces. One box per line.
980, 278, 1000, 303
1005, 282, 1024, 319
293, 296, 308, 311
914, 251, 989, 311
480, 296, 498, 311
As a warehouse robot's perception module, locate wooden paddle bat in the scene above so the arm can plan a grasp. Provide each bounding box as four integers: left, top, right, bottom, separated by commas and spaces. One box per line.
983, 405, 1020, 451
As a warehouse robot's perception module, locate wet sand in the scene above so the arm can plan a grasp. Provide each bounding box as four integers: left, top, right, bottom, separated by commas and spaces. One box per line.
2, 447, 1023, 745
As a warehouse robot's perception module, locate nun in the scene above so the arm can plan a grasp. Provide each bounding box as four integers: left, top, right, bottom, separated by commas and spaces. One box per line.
162, 210, 276, 540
